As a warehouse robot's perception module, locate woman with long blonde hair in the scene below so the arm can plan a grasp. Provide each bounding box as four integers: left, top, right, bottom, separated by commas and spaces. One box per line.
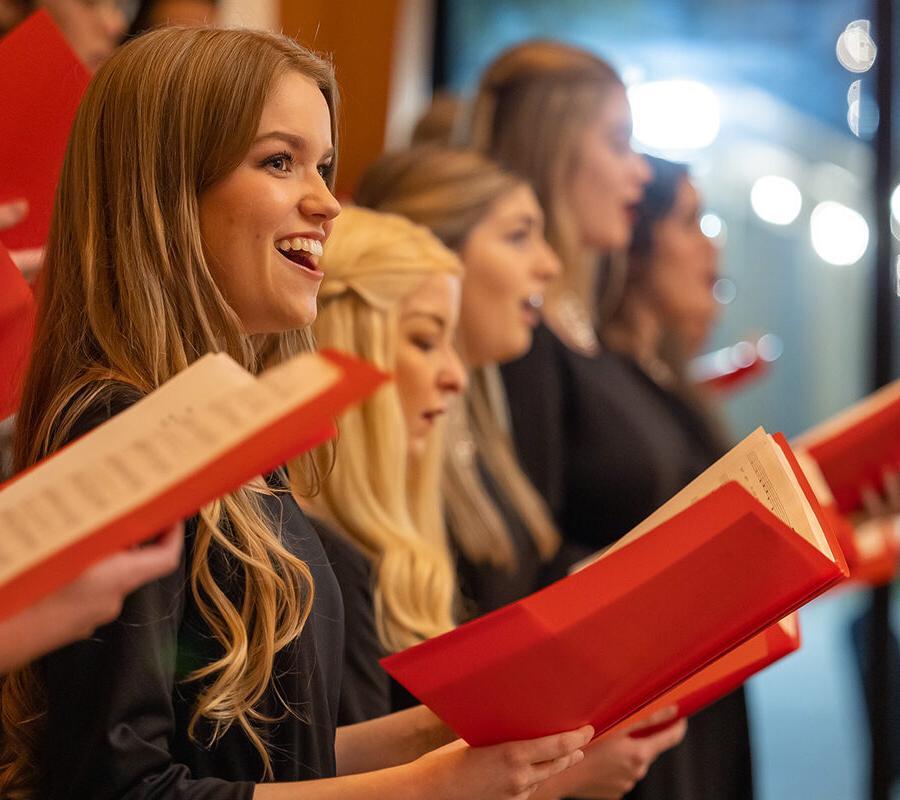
296, 206, 463, 719
0, 26, 591, 800
465, 40, 753, 800
355, 145, 688, 800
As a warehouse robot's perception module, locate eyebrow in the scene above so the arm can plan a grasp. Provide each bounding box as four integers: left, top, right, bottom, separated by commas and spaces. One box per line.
403, 311, 447, 330
253, 131, 335, 161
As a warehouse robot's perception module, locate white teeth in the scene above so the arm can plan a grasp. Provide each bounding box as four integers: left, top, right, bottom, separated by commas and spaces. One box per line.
276, 236, 324, 257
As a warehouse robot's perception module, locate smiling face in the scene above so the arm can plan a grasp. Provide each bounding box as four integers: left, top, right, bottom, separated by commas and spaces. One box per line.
646, 178, 720, 355
395, 272, 466, 458
566, 85, 652, 252
458, 184, 561, 367
198, 70, 340, 335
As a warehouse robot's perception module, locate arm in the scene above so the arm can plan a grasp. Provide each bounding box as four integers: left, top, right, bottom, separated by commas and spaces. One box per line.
335, 705, 455, 775
0, 523, 183, 674
257, 726, 593, 800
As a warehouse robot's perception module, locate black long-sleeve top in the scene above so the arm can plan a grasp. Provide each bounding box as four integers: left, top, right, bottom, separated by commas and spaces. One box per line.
312, 517, 392, 725
36, 389, 344, 799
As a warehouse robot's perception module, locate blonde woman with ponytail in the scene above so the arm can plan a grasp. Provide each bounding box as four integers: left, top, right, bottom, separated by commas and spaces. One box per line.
0, 26, 592, 800
355, 145, 687, 800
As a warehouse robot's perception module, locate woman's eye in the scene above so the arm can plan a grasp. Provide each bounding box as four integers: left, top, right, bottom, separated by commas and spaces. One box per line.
412, 336, 436, 352
506, 228, 530, 244
318, 162, 333, 179
263, 152, 293, 173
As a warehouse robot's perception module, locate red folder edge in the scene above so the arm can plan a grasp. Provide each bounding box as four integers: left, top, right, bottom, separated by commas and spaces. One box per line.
0, 349, 388, 621
0, 242, 35, 419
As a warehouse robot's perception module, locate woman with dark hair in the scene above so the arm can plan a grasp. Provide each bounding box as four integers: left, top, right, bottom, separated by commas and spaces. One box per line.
595, 155, 754, 800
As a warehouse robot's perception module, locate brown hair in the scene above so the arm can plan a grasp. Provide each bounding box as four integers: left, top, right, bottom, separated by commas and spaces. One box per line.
465, 39, 623, 317
2, 26, 338, 794
356, 146, 560, 571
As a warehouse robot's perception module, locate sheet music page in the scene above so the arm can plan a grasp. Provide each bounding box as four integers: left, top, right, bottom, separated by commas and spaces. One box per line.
794, 378, 900, 449
0, 351, 340, 585
604, 427, 832, 559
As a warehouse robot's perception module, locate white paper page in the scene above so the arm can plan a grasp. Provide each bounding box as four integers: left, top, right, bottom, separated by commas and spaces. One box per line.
604, 427, 831, 559
0, 352, 341, 584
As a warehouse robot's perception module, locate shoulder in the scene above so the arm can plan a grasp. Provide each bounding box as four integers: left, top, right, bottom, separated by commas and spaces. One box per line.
309, 516, 374, 586
62, 382, 145, 445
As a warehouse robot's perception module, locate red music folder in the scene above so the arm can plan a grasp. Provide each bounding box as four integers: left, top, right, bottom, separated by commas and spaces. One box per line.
0, 349, 388, 621
794, 380, 900, 514
382, 429, 847, 747
0, 242, 35, 419
0, 10, 90, 250
600, 615, 800, 740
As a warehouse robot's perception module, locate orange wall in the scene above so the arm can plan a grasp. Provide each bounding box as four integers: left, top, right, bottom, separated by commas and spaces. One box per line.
281, 0, 402, 198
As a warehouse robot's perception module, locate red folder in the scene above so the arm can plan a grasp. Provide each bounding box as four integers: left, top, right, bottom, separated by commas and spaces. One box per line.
796, 382, 900, 515
0, 349, 387, 621
383, 472, 846, 746
0, 242, 35, 419
0, 11, 90, 250
600, 616, 800, 739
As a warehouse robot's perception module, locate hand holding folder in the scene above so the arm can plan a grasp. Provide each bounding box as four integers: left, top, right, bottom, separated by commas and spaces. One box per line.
0, 349, 387, 622
382, 428, 847, 747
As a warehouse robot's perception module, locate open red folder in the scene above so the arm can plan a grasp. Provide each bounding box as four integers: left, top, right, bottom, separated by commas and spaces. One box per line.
794, 380, 900, 515
0, 242, 35, 419
382, 429, 847, 746
0, 349, 387, 621
600, 615, 800, 740
0, 10, 90, 250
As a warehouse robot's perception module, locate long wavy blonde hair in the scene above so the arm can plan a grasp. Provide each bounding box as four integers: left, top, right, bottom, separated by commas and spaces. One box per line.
464, 39, 623, 321
1, 27, 339, 794
355, 146, 560, 571
300, 205, 461, 652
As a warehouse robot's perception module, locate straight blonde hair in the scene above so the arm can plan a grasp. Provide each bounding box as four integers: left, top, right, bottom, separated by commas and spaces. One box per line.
356, 146, 560, 571
301, 205, 462, 652
1, 27, 339, 794
465, 40, 623, 318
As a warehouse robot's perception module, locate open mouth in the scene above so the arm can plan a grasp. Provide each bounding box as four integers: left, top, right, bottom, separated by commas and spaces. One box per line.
275, 236, 324, 274
422, 408, 446, 424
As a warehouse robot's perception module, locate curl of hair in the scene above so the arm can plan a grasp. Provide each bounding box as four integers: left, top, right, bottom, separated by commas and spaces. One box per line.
463, 39, 623, 315
1, 26, 338, 794
356, 147, 560, 571
299, 206, 461, 652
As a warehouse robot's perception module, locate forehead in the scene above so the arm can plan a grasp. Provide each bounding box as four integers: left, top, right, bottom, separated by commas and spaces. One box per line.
588, 84, 631, 132
487, 183, 542, 223
400, 273, 461, 318
258, 71, 333, 151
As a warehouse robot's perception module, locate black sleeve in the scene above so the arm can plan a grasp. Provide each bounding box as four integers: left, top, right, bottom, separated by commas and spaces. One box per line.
312, 518, 392, 725
500, 324, 568, 519
37, 388, 255, 800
